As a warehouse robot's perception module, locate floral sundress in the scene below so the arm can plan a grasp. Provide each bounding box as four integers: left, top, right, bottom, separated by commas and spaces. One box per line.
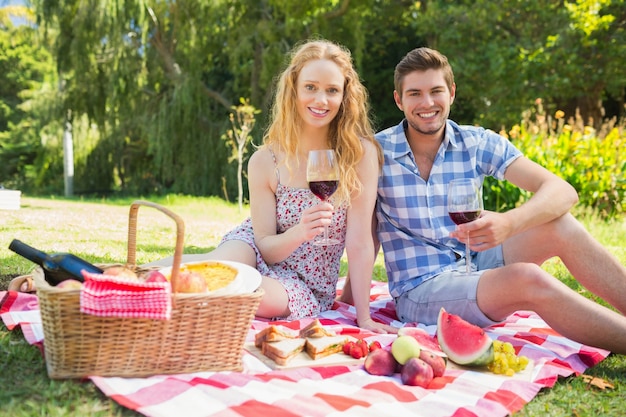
221, 181, 347, 320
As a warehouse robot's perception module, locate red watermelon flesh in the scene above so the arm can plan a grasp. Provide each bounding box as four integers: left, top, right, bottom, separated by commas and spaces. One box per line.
397, 326, 444, 355
436, 307, 494, 366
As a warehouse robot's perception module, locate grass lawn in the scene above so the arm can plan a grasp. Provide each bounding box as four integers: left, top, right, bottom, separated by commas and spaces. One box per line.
0, 196, 624, 416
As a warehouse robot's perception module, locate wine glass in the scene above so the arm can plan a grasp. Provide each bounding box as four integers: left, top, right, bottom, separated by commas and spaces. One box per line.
447, 178, 483, 274
307, 149, 340, 246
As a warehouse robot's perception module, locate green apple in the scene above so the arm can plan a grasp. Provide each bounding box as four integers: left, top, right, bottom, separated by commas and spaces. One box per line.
391, 335, 422, 365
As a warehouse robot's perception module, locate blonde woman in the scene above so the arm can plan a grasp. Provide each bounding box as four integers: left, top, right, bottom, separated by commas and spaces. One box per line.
151, 39, 395, 333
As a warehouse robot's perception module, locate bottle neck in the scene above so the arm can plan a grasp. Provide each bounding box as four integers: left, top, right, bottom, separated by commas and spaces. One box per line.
8, 239, 48, 266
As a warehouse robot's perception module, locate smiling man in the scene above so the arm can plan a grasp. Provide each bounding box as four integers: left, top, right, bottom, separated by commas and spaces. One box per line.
374, 46, 626, 354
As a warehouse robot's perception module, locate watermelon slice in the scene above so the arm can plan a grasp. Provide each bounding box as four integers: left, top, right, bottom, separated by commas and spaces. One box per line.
436, 307, 494, 366
397, 326, 443, 354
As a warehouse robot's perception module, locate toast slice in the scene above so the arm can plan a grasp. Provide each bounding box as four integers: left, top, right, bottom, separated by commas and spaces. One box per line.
305, 335, 349, 360
261, 338, 307, 366
299, 318, 336, 338
254, 325, 298, 348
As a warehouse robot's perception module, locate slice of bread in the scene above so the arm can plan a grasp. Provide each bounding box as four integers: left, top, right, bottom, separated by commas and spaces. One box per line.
299, 319, 336, 338
254, 325, 298, 348
261, 338, 307, 366
305, 335, 349, 360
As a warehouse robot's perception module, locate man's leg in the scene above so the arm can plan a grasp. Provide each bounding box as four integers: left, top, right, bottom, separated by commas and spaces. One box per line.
477, 262, 626, 353
502, 213, 626, 315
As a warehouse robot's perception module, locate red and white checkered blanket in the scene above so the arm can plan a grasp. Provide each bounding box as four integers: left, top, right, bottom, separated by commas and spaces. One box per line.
0, 280, 610, 417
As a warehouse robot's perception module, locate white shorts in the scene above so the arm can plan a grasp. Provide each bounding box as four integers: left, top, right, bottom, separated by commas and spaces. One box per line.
395, 245, 504, 327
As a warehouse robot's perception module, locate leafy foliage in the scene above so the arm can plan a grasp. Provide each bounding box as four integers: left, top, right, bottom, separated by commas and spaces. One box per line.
0, 20, 58, 190
0, 0, 625, 216
484, 100, 626, 219
223, 98, 260, 211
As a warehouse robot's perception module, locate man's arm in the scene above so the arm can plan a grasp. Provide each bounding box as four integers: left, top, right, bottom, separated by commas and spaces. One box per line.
502, 156, 579, 235
452, 156, 579, 249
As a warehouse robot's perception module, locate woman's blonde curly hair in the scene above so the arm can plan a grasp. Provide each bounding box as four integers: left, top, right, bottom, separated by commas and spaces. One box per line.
262, 39, 382, 206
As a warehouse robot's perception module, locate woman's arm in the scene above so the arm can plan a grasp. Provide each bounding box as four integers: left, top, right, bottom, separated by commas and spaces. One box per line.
249, 149, 333, 265
345, 141, 397, 333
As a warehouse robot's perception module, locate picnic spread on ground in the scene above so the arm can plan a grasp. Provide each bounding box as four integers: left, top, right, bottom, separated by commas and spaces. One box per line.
0, 274, 611, 417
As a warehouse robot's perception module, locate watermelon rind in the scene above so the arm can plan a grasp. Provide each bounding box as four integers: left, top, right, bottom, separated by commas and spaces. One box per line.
436, 307, 494, 366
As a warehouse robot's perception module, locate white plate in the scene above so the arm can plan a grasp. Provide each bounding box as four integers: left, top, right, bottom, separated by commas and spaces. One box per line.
221, 260, 262, 294
159, 260, 262, 295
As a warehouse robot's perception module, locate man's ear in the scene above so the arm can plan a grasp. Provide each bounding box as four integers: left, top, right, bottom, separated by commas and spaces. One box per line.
393, 90, 403, 111
449, 82, 456, 106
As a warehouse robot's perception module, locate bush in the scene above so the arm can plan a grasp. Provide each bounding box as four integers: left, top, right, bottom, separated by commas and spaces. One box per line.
484, 100, 626, 219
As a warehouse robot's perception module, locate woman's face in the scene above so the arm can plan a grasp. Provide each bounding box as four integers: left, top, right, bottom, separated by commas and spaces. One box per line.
296, 59, 345, 130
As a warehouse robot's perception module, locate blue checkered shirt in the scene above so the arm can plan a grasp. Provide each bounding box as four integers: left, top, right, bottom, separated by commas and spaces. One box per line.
375, 119, 522, 298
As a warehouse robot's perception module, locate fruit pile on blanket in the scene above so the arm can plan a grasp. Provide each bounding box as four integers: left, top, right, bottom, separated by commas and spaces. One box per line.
356, 307, 530, 387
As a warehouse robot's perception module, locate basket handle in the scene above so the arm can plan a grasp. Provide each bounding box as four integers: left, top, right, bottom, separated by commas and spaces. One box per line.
126, 200, 185, 292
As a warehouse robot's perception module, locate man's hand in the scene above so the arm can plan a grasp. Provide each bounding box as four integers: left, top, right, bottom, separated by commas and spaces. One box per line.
450, 210, 513, 251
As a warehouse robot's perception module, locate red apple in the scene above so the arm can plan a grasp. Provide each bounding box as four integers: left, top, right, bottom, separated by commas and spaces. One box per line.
401, 357, 434, 387
364, 348, 397, 376
144, 270, 168, 283
175, 270, 208, 293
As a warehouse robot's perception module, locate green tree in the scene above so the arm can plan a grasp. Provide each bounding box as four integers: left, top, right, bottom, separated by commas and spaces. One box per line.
12, 0, 626, 199
223, 98, 260, 212
0, 8, 59, 191
29, 0, 381, 196
407, 0, 626, 130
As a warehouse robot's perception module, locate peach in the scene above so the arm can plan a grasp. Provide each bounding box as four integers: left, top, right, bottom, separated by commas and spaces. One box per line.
144, 270, 168, 283
401, 357, 434, 387
175, 270, 208, 293
363, 348, 397, 376
419, 349, 447, 377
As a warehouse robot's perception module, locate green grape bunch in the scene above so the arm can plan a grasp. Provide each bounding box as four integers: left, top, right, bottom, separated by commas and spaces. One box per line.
487, 340, 530, 376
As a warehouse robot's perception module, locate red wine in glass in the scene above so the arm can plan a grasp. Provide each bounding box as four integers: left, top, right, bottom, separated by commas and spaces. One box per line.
447, 179, 483, 274
309, 180, 339, 201
307, 150, 340, 246
449, 210, 481, 225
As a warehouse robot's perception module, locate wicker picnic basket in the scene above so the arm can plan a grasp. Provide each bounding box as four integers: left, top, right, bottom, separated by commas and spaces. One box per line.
35, 200, 263, 379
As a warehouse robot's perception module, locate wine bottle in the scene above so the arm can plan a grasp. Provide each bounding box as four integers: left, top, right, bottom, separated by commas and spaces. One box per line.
8, 239, 103, 286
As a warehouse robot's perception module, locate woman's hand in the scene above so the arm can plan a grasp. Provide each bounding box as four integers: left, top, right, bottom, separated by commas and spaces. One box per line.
357, 317, 398, 334
299, 202, 334, 241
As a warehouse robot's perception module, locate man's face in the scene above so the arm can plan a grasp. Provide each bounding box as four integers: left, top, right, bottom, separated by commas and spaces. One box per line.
393, 69, 456, 138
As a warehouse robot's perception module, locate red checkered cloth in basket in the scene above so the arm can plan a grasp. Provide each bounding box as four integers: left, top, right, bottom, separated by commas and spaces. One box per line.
79, 271, 172, 320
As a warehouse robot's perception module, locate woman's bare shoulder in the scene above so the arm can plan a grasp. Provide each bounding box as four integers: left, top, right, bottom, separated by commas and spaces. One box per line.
248, 147, 277, 172
248, 147, 279, 191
